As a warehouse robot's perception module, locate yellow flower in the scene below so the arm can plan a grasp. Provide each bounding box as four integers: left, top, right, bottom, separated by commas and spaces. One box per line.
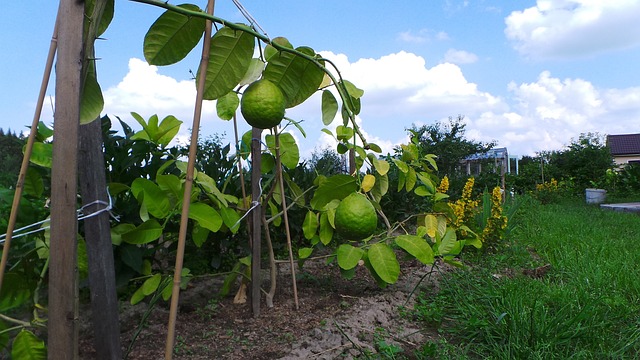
437, 176, 450, 194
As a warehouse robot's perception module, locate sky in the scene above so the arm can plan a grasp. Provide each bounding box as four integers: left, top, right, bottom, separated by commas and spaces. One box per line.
2, 0, 640, 158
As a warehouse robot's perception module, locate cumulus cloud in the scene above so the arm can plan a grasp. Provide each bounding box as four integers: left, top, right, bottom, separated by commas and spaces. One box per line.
102, 54, 640, 160
443, 49, 479, 64
505, 1, 640, 59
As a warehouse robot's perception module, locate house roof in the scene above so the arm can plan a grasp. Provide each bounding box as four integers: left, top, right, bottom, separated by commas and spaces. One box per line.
607, 134, 640, 155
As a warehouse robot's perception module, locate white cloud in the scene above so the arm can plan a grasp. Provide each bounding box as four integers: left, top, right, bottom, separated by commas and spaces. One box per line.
442, 49, 479, 64
397, 29, 449, 44
505, 1, 640, 59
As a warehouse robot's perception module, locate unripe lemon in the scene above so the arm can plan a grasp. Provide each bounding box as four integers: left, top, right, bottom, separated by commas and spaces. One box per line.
240, 79, 286, 129
334, 192, 377, 240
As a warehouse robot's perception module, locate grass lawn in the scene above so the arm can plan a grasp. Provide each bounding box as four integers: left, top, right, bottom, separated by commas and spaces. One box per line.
411, 196, 640, 359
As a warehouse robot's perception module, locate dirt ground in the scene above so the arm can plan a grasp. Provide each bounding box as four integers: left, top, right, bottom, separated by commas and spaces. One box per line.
78, 257, 445, 359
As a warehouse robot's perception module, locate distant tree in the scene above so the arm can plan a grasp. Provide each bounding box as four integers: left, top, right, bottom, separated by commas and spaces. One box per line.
308, 147, 347, 176
407, 115, 495, 178
0, 128, 25, 188
547, 132, 613, 192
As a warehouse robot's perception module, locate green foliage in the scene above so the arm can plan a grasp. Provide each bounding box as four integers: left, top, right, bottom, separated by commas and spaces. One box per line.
11, 330, 46, 360
0, 129, 24, 188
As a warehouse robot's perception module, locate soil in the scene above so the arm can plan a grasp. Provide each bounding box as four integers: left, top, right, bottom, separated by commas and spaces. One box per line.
78, 257, 447, 359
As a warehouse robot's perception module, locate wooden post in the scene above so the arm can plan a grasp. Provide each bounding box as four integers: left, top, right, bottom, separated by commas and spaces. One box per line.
49, 0, 85, 358
78, 118, 122, 360
250, 127, 263, 317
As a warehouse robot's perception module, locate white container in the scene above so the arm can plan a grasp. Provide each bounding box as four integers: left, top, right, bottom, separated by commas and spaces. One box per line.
585, 188, 606, 204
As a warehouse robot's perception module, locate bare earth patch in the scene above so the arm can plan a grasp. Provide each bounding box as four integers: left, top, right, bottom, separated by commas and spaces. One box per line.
79, 257, 445, 359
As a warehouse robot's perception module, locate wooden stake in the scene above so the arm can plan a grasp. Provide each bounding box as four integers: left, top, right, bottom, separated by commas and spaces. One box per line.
273, 130, 299, 309
78, 118, 122, 360
49, 0, 85, 358
250, 127, 263, 317
0, 12, 59, 293
165, 1, 215, 358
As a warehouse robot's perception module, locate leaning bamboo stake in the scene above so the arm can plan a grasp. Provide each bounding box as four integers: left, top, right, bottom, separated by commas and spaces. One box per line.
273, 129, 299, 310
0, 14, 59, 293
164, 1, 215, 358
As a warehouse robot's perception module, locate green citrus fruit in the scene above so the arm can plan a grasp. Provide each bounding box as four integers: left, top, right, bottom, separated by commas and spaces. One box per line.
240, 79, 286, 129
334, 192, 377, 240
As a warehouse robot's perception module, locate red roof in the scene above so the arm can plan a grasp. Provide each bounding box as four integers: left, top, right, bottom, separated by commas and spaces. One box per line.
607, 134, 640, 155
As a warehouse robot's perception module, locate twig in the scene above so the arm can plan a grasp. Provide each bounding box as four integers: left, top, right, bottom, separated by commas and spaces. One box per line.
333, 321, 371, 359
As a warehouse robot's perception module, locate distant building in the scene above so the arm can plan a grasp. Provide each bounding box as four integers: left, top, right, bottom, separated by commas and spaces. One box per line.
607, 133, 640, 166
462, 147, 518, 176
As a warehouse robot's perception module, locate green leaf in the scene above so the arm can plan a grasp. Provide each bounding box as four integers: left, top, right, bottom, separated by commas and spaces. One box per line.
199, 26, 255, 100
11, 330, 46, 360
405, 167, 417, 191
261, 153, 275, 173
414, 185, 429, 197
367, 243, 400, 284
239, 58, 266, 86
188, 202, 223, 232
368, 143, 382, 153
266, 132, 300, 169
122, 219, 163, 245
336, 125, 353, 141
80, 68, 104, 124
141, 273, 162, 296
321, 90, 338, 125
263, 46, 324, 108
310, 174, 357, 210
298, 247, 313, 259
372, 158, 390, 176
131, 178, 171, 219
361, 174, 375, 192
28, 142, 53, 168
264, 36, 293, 61
392, 159, 408, 173
417, 172, 436, 195
196, 172, 228, 206
395, 235, 434, 265
23, 167, 44, 198
219, 207, 241, 233
111, 223, 135, 246
143, 4, 205, 65
371, 173, 389, 203
216, 91, 240, 120
155, 115, 182, 147
341, 79, 364, 99
438, 228, 458, 256
336, 244, 364, 270
319, 212, 334, 245
156, 174, 182, 203
303, 211, 319, 240
192, 222, 209, 247
130, 287, 146, 305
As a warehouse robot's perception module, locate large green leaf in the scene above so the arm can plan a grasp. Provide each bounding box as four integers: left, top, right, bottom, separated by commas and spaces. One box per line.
155, 115, 182, 147
188, 202, 223, 233
143, 4, 206, 66
199, 26, 255, 100
142, 273, 162, 296
122, 219, 163, 245
367, 243, 400, 284
216, 91, 240, 120
219, 206, 241, 233
266, 132, 299, 169
302, 211, 318, 240
319, 212, 334, 245
239, 58, 265, 86
438, 228, 458, 256
23, 167, 44, 198
11, 330, 46, 360
321, 90, 338, 125
131, 178, 171, 219
395, 235, 434, 265
310, 174, 357, 210
263, 46, 324, 108
80, 68, 104, 124
84, 0, 115, 37
336, 244, 364, 270
27, 142, 52, 168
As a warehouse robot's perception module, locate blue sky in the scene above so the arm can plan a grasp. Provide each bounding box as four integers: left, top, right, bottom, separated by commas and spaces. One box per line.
2, 0, 640, 157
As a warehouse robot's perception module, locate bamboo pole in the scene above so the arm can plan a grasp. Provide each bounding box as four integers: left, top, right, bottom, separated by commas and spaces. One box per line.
48, 0, 85, 357
273, 130, 299, 309
164, 1, 215, 358
250, 127, 263, 317
0, 12, 59, 293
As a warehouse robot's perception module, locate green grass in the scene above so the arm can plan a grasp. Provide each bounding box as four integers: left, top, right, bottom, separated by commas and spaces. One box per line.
411, 196, 640, 359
